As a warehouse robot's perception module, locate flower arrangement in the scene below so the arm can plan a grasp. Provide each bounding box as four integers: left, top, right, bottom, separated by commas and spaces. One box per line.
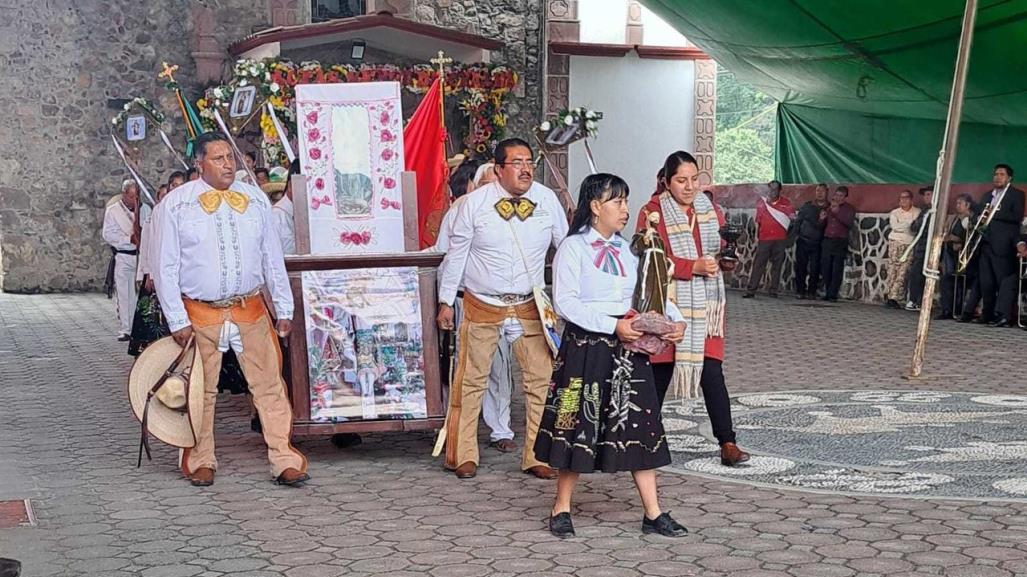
110, 97, 166, 128
537, 106, 602, 139
194, 58, 519, 164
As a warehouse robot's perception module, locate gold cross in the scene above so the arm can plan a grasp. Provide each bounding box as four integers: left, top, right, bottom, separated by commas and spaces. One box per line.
430, 50, 452, 77
158, 61, 179, 83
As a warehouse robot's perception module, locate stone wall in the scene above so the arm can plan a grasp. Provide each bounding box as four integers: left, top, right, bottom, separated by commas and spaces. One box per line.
0, 0, 544, 292
409, 0, 545, 140
725, 208, 894, 303
0, 1, 271, 292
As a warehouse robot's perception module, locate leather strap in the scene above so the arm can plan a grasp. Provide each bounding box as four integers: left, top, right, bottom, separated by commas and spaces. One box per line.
138, 336, 196, 467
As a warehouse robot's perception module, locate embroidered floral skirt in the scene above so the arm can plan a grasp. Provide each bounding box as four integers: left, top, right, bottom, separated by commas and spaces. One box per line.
128, 284, 170, 357
533, 324, 670, 473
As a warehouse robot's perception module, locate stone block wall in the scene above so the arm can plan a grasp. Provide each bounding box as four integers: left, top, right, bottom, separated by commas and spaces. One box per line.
0, 1, 271, 292
724, 209, 895, 304
409, 0, 546, 139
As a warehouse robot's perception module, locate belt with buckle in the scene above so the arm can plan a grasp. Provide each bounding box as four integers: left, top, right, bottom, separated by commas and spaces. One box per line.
483, 292, 533, 305
196, 287, 263, 309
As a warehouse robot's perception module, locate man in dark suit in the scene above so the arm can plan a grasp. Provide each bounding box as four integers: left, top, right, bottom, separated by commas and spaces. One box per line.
976, 163, 1025, 327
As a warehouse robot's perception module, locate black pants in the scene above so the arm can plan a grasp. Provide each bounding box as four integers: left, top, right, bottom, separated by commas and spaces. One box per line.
940, 272, 975, 316
820, 238, 848, 299
653, 358, 736, 446
908, 251, 926, 304
794, 239, 822, 295
979, 243, 1018, 321
747, 239, 787, 294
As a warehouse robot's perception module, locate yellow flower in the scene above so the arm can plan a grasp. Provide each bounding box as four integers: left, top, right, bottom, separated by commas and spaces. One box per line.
197, 98, 207, 108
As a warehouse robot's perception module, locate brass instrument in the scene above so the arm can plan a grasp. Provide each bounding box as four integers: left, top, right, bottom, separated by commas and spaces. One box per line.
956, 202, 995, 274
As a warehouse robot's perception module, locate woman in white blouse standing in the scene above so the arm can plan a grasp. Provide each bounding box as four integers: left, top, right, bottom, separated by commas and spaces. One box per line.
534, 174, 688, 539
884, 189, 921, 309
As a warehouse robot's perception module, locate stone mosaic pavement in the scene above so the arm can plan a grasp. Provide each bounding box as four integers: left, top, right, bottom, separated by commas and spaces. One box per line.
1, 292, 1027, 577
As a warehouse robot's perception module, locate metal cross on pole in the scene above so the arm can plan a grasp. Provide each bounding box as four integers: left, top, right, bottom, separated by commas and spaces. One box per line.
430, 50, 453, 158
908, 0, 979, 378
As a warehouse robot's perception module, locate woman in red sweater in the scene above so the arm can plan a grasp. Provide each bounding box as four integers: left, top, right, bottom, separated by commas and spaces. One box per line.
636, 151, 748, 467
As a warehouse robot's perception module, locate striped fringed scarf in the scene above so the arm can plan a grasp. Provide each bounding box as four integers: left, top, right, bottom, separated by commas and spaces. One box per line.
659, 191, 726, 399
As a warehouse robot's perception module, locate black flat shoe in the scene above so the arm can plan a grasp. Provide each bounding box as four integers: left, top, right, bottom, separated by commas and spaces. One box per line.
549, 512, 575, 538
642, 512, 688, 537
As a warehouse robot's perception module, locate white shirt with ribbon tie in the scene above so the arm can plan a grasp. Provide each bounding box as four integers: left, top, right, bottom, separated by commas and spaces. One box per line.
554, 227, 683, 335
153, 178, 293, 333
438, 180, 568, 306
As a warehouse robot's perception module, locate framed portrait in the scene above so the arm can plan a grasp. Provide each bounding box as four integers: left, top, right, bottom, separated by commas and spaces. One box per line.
301, 266, 428, 422
230, 85, 257, 118
126, 115, 146, 142
544, 121, 583, 147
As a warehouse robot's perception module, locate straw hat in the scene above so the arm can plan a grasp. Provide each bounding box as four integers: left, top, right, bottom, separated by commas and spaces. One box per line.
447, 153, 467, 169
128, 336, 205, 448
261, 166, 289, 197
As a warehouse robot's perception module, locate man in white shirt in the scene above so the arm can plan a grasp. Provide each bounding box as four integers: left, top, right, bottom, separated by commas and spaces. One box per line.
436, 162, 517, 453
437, 138, 569, 480
103, 179, 140, 340
272, 161, 298, 256
155, 132, 308, 488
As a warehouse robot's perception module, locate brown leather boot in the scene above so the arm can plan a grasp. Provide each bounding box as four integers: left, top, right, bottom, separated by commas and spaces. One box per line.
454, 462, 477, 479
190, 467, 215, 487
524, 465, 558, 480
275, 468, 310, 486
720, 443, 750, 467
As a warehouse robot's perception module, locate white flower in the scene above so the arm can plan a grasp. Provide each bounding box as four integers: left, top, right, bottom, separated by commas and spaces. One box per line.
577, 107, 585, 115
563, 115, 574, 126
240, 80, 248, 87
270, 82, 280, 94
249, 66, 258, 75
111, 118, 118, 125
586, 120, 597, 131
213, 88, 224, 99
539, 121, 551, 131
123, 103, 131, 111
585, 110, 596, 120
265, 72, 271, 81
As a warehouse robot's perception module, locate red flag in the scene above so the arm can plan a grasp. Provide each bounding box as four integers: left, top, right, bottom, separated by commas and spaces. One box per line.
403, 78, 449, 248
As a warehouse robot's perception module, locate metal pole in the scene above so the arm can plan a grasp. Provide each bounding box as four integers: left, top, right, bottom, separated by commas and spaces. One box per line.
909, 0, 978, 378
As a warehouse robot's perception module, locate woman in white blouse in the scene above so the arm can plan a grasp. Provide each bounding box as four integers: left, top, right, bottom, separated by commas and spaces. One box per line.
884, 189, 921, 309
534, 173, 688, 539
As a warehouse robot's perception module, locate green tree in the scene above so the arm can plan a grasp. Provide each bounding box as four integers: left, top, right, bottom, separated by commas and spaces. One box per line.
715, 67, 776, 184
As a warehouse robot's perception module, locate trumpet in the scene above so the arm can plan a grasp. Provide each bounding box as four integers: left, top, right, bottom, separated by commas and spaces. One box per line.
956, 203, 994, 274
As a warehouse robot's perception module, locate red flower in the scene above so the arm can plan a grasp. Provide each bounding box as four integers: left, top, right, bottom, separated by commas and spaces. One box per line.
307, 128, 320, 141
381, 148, 394, 161
360, 231, 371, 244
380, 110, 390, 124
380, 129, 394, 142
309, 148, 322, 160
314, 177, 325, 190
306, 111, 318, 124
339, 232, 352, 245
383, 177, 396, 190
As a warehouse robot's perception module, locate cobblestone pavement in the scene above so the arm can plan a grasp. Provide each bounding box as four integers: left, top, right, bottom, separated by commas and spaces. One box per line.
1, 292, 1026, 577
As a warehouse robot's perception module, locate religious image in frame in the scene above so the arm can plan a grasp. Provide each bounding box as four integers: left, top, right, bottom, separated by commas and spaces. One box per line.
296, 82, 406, 254
302, 267, 427, 422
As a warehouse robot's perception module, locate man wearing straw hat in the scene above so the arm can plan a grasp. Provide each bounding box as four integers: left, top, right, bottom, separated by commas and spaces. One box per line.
153, 131, 308, 487
103, 179, 140, 341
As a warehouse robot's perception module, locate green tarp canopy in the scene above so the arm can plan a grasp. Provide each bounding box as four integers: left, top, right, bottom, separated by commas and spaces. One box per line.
641, 0, 1027, 183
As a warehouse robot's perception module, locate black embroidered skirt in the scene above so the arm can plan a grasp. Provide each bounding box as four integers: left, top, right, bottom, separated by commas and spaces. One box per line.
128, 284, 170, 357
533, 324, 670, 473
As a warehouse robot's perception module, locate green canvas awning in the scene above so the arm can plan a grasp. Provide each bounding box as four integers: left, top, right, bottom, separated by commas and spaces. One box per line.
641, 0, 1027, 183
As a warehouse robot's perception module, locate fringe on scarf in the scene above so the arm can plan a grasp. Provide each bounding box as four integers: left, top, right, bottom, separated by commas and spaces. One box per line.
670, 363, 703, 400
